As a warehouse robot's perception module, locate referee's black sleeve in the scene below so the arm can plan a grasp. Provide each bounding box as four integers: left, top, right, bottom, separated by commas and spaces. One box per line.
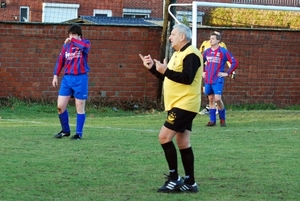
164, 53, 200, 85
149, 65, 165, 81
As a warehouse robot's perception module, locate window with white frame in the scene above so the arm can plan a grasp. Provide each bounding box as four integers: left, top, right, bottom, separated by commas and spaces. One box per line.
20, 6, 30, 22
93, 9, 112, 17
176, 11, 204, 24
42, 3, 80, 23
123, 8, 151, 18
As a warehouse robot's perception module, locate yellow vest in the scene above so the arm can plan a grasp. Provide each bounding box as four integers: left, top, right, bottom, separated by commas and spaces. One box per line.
164, 45, 203, 113
199, 41, 229, 67
199, 40, 227, 54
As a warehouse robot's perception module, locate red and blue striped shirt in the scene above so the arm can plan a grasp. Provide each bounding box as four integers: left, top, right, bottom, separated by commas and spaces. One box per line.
203, 46, 238, 84
54, 38, 91, 76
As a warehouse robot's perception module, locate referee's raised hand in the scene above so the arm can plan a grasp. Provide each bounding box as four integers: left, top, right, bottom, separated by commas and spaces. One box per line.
139, 54, 154, 69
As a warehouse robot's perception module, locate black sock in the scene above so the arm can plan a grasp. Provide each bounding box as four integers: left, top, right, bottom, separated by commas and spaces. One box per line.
180, 147, 195, 184
161, 141, 178, 180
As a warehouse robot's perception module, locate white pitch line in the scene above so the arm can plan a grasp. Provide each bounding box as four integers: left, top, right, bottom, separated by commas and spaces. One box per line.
0, 119, 43, 124
1, 119, 298, 133
85, 125, 299, 133
84, 125, 159, 133
223, 127, 299, 132
0, 119, 159, 132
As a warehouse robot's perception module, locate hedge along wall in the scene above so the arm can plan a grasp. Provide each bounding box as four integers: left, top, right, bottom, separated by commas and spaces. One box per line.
0, 22, 300, 107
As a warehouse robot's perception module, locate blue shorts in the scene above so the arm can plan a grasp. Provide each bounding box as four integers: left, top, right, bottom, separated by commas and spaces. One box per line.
59, 74, 88, 100
205, 77, 224, 95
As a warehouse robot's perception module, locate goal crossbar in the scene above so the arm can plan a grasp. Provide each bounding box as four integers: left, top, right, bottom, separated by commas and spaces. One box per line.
168, 1, 300, 46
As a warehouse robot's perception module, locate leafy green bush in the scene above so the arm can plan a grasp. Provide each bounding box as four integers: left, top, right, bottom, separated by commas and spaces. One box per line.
1, 97, 299, 113
227, 103, 279, 110
283, 105, 300, 110
206, 8, 300, 29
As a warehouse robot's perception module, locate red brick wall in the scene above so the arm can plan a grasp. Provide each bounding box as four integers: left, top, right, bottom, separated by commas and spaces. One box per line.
197, 28, 300, 107
0, 0, 124, 22
123, 0, 164, 18
156, 0, 294, 21
1, 0, 293, 22
0, 23, 160, 103
123, 0, 232, 18
0, 22, 299, 107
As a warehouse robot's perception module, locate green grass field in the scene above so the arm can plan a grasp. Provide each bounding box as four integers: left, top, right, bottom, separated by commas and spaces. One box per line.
0, 102, 299, 201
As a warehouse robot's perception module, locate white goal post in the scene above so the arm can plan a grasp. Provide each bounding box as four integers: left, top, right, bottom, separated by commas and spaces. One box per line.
168, 1, 300, 47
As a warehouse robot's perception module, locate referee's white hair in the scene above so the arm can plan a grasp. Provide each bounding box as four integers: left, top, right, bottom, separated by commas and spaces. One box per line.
173, 23, 192, 42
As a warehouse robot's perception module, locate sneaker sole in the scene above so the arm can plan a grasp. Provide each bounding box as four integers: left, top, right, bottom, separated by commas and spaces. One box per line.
157, 189, 178, 193
178, 184, 199, 193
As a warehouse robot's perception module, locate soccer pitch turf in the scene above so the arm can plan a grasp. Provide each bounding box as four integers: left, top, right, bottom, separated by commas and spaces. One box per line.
0, 110, 299, 201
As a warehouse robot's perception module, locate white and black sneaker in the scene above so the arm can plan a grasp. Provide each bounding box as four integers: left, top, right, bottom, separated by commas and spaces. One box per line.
54, 130, 70, 138
178, 176, 199, 193
157, 175, 183, 193
199, 107, 209, 115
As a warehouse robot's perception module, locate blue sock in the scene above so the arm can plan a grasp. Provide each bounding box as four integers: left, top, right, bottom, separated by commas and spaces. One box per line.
209, 109, 216, 123
76, 113, 86, 138
219, 108, 226, 120
59, 110, 70, 133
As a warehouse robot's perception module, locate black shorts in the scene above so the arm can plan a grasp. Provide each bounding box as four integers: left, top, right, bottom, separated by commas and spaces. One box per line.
164, 107, 197, 133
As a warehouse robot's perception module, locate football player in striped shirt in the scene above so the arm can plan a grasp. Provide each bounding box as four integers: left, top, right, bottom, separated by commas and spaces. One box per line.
203, 32, 238, 127
52, 24, 91, 140
199, 30, 235, 115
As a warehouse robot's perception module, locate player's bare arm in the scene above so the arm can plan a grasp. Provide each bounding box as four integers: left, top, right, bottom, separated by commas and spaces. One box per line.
218, 72, 228, 77
52, 75, 58, 87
